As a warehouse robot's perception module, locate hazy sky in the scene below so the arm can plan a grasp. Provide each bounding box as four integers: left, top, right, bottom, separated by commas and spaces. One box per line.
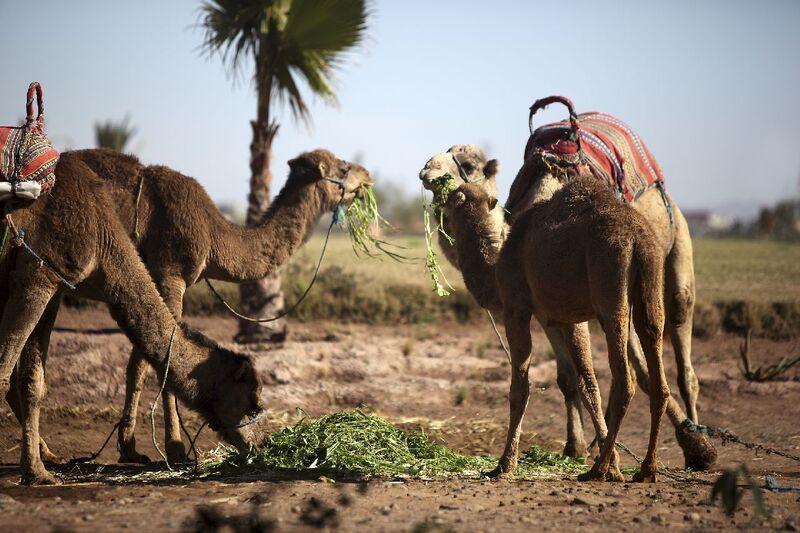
1, 0, 798, 217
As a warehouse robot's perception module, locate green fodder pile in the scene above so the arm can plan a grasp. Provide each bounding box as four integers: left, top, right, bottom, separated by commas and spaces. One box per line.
201, 410, 585, 480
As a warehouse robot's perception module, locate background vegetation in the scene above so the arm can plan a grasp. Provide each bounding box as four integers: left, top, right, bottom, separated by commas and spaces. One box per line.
173, 234, 800, 340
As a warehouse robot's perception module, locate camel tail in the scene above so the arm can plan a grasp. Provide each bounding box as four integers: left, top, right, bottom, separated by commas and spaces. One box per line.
631, 234, 665, 342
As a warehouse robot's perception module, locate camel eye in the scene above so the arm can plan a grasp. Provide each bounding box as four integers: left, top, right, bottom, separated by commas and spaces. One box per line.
461, 162, 474, 172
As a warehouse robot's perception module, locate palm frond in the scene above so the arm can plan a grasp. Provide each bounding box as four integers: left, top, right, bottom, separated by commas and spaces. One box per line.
200, 0, 369, 123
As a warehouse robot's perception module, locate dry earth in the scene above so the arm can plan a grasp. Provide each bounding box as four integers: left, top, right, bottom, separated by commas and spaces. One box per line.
1, 308, 799, 531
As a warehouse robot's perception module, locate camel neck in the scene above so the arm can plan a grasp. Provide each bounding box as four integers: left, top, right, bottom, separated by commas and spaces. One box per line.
451, 215, 504, 312
208, 181, 333, 281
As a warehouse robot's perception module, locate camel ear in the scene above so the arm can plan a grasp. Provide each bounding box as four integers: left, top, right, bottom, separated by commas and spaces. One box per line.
487, 196, 498, 211
453, 190, 467, 206
483, 159, 499, 180
317, 162, 328, 178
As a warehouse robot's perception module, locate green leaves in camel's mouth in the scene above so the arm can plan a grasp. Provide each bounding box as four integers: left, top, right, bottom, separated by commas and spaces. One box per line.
340, 184, 408, 261
423, 173, 458, 297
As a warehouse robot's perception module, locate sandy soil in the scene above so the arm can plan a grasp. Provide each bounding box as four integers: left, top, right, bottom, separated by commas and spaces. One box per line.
1, 308, 799, 531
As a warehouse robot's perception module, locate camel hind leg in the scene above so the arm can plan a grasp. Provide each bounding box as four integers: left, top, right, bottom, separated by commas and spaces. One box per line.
664, 217, 699, 422
630, 301, 669, 482
583, 312, 633, 482
627, 329, 717, 470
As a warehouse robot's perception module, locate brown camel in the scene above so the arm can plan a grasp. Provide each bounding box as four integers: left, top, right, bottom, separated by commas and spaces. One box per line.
0, 153, 268, 484
419, 145, 715, 470
4, 148, 372, 465
446, 178, 670, 481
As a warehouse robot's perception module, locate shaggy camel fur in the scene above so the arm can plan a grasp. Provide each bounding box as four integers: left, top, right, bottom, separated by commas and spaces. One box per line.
9, 148, 372, 465
419, 145, 716, 470
446, 179, 670, 481
0, 153, 265, 484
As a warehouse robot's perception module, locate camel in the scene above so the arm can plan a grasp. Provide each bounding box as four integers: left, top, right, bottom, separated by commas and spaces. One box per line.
446, 177, 669, 481
0, 153, 268, 484
4, 148, 373, 465
419, 145, 716, 470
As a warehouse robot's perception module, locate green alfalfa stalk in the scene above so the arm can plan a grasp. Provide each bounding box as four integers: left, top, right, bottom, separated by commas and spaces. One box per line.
341, 185, 409, 262
422, 174, 458, 296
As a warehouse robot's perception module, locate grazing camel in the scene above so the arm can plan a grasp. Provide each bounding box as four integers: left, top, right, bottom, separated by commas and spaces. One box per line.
0, 153, 268, 484
446, 178, 669, 481
3, 148, 372, 465
419, 145, 716, 470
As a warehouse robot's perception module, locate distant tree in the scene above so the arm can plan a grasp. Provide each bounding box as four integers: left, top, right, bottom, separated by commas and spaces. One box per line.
94, 115, 136, 152
200, 0, 370, 343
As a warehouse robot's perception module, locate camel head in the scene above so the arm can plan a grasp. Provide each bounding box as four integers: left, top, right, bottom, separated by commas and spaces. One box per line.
180, 326, 265, 452
287, 149, 374, 211
445, 182, 500, 242
208, 348, 265, 451
418, 144, 499, 199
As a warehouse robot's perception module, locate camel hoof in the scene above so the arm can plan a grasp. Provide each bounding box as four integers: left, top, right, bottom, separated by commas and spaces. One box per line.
118, 449, 151, 464
21, 468, 60, 486
578, 465, 625, 482
562, 440, 588, 461
485, 465, 515, 480
166, 441, 189, 464
675, 426, 717, 471
632, 469, 657, 483
235, 323, 287, 344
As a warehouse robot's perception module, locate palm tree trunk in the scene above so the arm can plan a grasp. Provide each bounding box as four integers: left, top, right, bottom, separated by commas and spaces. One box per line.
235, 68, 287, 343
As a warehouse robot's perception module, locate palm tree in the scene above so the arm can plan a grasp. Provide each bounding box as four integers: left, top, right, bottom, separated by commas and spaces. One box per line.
94, 115, 136, 152
201, 0, 369, 343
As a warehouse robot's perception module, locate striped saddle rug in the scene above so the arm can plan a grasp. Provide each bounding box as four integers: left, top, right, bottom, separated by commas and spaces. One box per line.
522, 95, 665, 203
0, 82, 59, 195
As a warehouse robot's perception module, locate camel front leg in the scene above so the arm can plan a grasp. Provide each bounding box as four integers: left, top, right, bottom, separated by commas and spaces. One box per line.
490, 308, 533, 479
0, 268, 60, 398
117, 353, 151, 463
6, 368, 59, 463
543, 325, 587, 459
158, 277, 188, 464
118, 275, 188, 464
18, 296, 61, 485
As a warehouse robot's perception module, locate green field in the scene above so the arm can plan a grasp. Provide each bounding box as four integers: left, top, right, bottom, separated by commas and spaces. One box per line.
181, 234, 800, 338
287, 234, 800, 303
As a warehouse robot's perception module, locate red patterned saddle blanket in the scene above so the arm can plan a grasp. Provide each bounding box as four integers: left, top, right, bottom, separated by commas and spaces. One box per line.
0, 82, 59, 195
524, 96, 664, 203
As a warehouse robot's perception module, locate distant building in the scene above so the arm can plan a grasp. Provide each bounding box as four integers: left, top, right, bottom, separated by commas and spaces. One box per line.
683, 210, 736, 237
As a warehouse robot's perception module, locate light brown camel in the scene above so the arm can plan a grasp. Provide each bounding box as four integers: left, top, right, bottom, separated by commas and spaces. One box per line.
419, 145, 716, 470
0, 153, 267, 485
446, 178, 670, 481
4, 148, 372, 465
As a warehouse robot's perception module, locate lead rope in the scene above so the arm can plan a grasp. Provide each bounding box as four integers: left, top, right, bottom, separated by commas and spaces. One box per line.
3, 212, 76, 289
204, 181, 347, 324
486, 310, 512, 366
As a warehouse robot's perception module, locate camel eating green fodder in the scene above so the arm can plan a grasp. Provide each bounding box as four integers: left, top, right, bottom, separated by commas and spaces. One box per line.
341, 184, 408, 262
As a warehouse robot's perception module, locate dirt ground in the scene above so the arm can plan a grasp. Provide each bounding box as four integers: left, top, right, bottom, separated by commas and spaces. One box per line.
1, 308, 799, 531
